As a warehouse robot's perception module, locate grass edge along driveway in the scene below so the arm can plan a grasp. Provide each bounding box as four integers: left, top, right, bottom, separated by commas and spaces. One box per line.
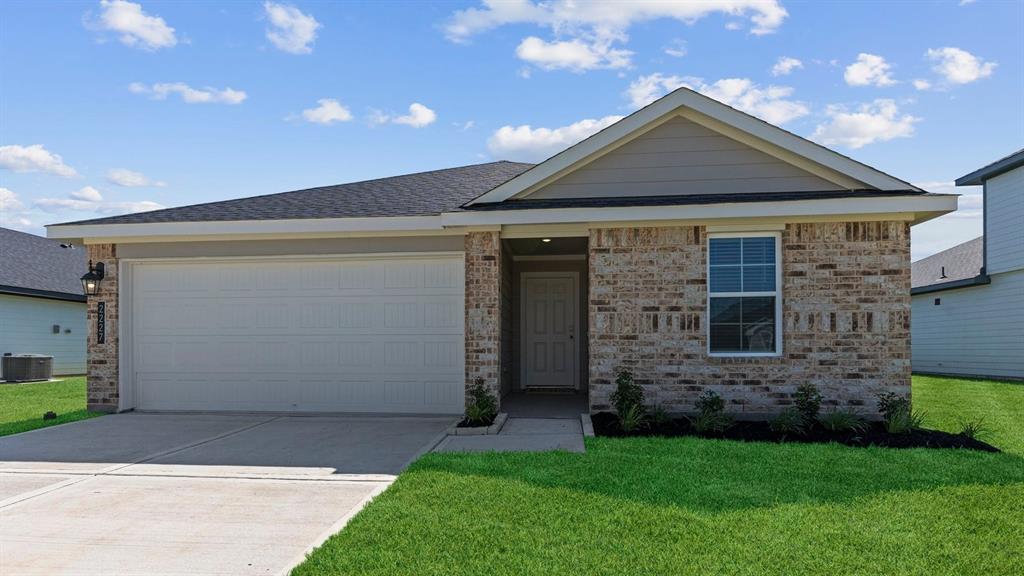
0, 376, 99, 437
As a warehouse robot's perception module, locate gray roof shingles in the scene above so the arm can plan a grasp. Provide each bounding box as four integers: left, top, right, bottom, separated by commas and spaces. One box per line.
0, 227, 87, 299
53, 161, 535, 226
911, 236, 984, 289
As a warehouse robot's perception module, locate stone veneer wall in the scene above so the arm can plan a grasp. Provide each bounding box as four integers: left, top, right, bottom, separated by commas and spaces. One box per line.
465, 231, 503, 409
86, 243, 120, 413
588, 222, 911, 418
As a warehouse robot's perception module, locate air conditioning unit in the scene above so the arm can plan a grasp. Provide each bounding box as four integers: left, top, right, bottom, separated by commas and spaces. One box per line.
1, 354, 53, 383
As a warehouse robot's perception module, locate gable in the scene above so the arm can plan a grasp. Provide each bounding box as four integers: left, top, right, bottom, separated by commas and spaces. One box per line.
525, 116, 844, 200
466, 88, 918, 206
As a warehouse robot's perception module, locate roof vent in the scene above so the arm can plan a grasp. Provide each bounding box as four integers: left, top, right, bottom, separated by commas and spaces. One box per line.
939, 266, 948, 279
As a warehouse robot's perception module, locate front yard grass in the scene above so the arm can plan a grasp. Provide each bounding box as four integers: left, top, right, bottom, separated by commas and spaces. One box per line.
0, 376, 100, 437
294, 375, 1024, 576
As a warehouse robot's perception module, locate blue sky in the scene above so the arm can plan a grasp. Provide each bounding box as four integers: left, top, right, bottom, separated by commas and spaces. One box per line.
1, 1, 1020, 259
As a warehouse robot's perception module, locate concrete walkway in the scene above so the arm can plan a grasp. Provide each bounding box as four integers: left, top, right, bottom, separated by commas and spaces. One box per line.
0, 413, 453, 575
434, 415, 586, 453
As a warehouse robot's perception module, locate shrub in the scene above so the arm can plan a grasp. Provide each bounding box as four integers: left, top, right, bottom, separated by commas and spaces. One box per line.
819, 409, 866, 433
464, 378, 498, 426
770, 407, 806, 436
695, 390, 726, 416
619, 405, 648, 433
793, 383, 822, 425
958, 418, 991, 441
876, 392, 910, 421
876, 391, 922, 434
609, 369, 644, 416
690, 390, 732, 435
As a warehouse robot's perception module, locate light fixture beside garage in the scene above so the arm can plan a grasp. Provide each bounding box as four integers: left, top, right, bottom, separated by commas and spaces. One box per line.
80, 261, 105, 296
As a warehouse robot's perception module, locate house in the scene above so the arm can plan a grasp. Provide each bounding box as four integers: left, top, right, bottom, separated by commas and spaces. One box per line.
0, 227, 87, 377
911, 149, 1024, 379
46, 88, 956, 417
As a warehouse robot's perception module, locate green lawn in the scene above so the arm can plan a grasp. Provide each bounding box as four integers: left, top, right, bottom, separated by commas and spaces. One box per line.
294, 375, 1024, 576
0, 376, 100, 437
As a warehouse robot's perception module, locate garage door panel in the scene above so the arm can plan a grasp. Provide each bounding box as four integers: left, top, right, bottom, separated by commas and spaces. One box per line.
131, 256, 464, 414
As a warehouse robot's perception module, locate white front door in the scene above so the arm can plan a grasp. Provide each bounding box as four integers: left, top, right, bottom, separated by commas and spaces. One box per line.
521, 273, 577, 389
126, 254, 465, 414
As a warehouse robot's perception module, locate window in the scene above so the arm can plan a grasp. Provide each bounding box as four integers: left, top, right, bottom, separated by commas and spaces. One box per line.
707, 234, 781, 355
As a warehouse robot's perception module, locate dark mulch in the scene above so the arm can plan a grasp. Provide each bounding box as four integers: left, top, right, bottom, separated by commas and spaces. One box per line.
591, 412, 1000, 452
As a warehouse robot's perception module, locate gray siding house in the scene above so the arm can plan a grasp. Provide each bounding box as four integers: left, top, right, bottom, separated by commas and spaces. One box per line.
911, 149, 1024, 379
0, 227, 87, 377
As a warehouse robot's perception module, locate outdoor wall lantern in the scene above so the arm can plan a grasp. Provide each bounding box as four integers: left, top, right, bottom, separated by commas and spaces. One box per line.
80, 261, 105, 296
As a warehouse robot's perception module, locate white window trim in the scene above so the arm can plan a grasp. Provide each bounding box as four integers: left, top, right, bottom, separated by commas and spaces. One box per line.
706, 231, 783, 358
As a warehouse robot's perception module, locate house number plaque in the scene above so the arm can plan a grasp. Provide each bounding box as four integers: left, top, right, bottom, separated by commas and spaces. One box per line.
97, 302, 106, 344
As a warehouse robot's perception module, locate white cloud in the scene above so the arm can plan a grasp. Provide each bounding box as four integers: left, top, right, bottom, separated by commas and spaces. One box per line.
129, 82, 247, 104
912, 78, 932, 91
263, 2, 320, 54
92, 0, 177, 50
625, 72, 687, 108
0, 144, 78, 178
300, 99, 353, 125
0, 187, 24, 211
811, 99, 918, 149
106, 168, 166, 187
35, 186, 164, 215
628, 75, 808, 125
487, 115, 623, 161
771, 56, 803, 76
663, 38, 687, 58
926, 47, 996, 85
445, 1, 787, 72
515, 36, 631, 72
454, 120, 476, 131
844, 53, 896, 87
371, 103, 437, 128
70, 186, 104, 202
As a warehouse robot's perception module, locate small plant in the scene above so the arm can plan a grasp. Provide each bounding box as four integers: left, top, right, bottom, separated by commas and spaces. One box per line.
691, 411, 732, 435
884, 408, 925, 434
819, 409, 866, 433
689, 390, 733, 435
609, 369, 644, 416
618, 404, 648, 433
649, 403, 670, 428
793, 383, 822, 426
770, 407, 806, 436
957, 418, 991, 441
463, 378, 498, 426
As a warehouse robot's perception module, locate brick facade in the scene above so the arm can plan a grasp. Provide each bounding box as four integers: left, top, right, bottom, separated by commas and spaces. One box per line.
86, 244, 120, 413
588, 222, 911, 418
464, 231, 503, 409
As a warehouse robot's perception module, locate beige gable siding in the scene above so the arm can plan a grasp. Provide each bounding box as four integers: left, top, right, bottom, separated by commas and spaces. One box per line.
528, 117, 844, 200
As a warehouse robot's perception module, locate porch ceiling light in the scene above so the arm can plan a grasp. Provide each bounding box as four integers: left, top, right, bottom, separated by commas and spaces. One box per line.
80, 260, 105, 296
541, 238, 552, 243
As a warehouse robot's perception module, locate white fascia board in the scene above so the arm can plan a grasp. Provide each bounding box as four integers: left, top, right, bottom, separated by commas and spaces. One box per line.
46, 215, 448, 242
443, 194, 957, 227
467, 88, 915, 206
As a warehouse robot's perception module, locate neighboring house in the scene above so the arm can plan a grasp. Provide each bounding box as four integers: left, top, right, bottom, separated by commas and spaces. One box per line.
911, 149, 1024, 379
0, 227, 87, 376
47, 88, 955, 416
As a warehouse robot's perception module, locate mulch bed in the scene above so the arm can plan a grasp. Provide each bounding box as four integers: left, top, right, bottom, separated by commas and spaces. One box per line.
591, 412, 1000, 452
456, 416, 496, 428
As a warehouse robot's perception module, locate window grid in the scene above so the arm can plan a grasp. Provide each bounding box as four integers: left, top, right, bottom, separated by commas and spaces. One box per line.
707, 234, 782, 357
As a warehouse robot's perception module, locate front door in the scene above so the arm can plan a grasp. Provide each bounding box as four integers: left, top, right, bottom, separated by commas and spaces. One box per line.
521, 273, 577, 389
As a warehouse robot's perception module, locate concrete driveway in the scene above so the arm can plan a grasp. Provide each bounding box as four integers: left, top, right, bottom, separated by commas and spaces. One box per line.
0, 413, 453, 575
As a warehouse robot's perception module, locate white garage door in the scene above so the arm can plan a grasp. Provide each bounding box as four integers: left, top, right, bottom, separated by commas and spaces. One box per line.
128, 255, 464, 414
